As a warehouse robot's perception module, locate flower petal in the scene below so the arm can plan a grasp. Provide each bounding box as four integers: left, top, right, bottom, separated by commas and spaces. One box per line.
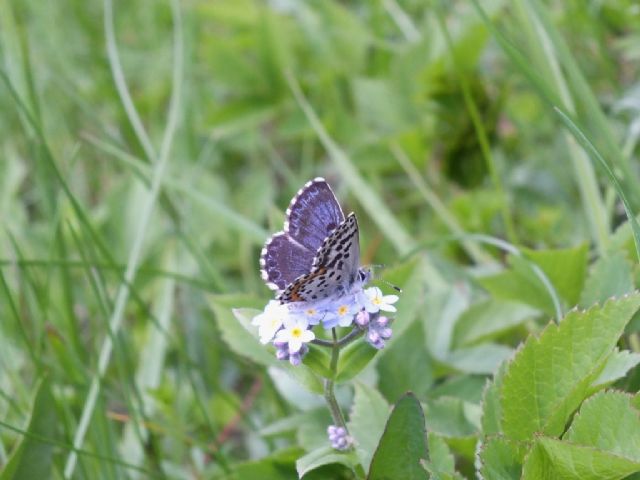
288, 338, 303, 353
301, 330, 315, 342
274, 329, 290, 343
382, 295, 399, 304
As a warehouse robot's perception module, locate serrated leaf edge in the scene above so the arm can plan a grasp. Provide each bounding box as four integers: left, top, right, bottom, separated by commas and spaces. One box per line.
498, 293, 640, 439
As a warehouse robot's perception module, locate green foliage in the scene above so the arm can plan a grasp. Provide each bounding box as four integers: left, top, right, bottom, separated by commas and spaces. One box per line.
500, 294, 640, 440
1, 379, 56, 480
2, 0, 640, 478
478, 294, 640, 478
367, 393, 429, 480
348, 383, 390, 470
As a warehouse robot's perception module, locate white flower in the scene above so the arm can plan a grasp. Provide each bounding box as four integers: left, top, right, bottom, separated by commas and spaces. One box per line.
359, 287, 399, 313
252, 300, 290, 344
274, 316, 315, 353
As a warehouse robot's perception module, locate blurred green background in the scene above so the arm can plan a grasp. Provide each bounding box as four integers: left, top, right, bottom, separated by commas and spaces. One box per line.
2, 0, 640, 478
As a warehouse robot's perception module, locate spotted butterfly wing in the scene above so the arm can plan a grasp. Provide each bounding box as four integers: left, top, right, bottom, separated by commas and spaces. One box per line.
278, 213, 362, 303
260, 178, 344, 291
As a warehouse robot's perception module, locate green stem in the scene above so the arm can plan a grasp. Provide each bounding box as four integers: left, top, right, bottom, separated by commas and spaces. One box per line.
324, 329, 347, 429
312, 328, 364, 349
323, 329, 366, 479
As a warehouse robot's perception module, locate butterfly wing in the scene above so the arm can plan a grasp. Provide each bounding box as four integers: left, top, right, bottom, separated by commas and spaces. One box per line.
260, 233, 314, 291
260, 177, 345, 291
278, 213, 361, 303
285, 178, 345, 251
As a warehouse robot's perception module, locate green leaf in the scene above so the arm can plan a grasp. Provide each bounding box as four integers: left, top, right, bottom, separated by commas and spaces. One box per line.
348, 383, 390, 470
377, 318, 434, 401
480, 362, 508, 435
500, 293, 640, 441
1, 379, 57, 480
590, 349, 640, 388
425, 286, 471, 358
522, 437, 640, 480
297, 409, 334, 452
424, 397, 479, 439
221, 304, 324, 394
270, 364, 324, 397
427, 375, 486, 404
218, 305, 276, 366
227, 449, 300, 480
259, 413, 307, 437
367, 392, 429, 480
522, 244, 589, 306
477, 436, 528, 480
579, 252, 635, 308
444, 343, 513, 375
303, 345, 332, 379
426, 433, 456, 476
478, 254, 556, 315
564, 391, 640, 460
296, 446, 357, 479
335, 340, 377, 383
452, 299, 538, 348
386, 258, 428, 340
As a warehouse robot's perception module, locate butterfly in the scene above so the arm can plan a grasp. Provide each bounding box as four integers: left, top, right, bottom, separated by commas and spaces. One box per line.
260, 177, 370, 304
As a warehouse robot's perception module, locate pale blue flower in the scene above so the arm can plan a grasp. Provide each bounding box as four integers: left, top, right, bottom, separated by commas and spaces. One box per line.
320, 294, 362, 329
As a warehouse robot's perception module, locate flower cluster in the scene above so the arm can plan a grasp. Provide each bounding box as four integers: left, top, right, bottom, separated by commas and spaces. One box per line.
252, 286, 399, 365
327, 425, 352, 451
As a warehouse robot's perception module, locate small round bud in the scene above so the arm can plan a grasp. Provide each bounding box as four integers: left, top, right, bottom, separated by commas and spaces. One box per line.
289, 353, 302, 366
355, 310, 370, 327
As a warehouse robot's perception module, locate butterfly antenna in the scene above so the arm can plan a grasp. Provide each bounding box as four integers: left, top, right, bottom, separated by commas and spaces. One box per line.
384, 280, 402, 293
368, 264, 402, 293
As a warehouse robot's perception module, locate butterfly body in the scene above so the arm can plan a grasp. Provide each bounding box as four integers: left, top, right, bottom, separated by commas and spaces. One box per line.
260, 178, 369, 305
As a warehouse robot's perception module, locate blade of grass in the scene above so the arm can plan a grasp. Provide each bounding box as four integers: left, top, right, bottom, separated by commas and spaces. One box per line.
382, 0, 421, 43
82, 132, 268, 243
0, 418, 153, 476
1, 23, 228, 471
390, 142, 492, 264
120, 246, 176, 469
63, 0, 183, 475
0, 266, 39, 367
65, 221, 153, 472
435, 6, 518, 245
470, 0, 610, 255
554, 107, 640, 262
511, 0, 610, 255
0, 258, 213, 291
525, 0, 639, 204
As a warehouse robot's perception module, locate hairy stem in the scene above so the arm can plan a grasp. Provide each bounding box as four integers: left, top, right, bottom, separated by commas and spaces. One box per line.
324, 329, 347, 428
312, 326, 364, 349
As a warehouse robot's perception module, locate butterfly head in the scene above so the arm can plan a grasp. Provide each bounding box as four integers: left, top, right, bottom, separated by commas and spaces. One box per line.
356, 267, 372, 289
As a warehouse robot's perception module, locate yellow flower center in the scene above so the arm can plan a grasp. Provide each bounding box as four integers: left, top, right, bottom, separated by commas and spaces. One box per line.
291, 327, 302, 338
306, 308, 317, 316
373, 296, 381, 305
338, 305, 348, 315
